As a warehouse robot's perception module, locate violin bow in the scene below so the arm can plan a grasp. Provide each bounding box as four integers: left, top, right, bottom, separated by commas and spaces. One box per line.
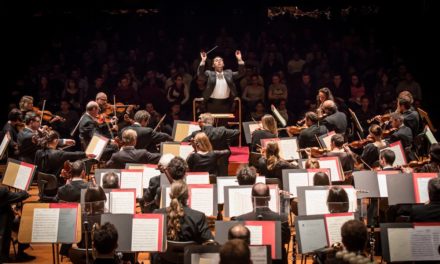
153, 114, 166, 132
113, 95, 117, 118
39, 100, 47, 128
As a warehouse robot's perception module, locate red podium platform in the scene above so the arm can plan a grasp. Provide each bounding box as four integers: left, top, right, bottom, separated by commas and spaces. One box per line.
228, 146, 249, 175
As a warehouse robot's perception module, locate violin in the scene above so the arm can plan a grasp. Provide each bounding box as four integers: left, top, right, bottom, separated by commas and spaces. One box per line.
348, 138, 374, 149
284, 125, 307, 135
382, 127, 397, 137
300, 147, 331, 157
402, 157, 431, 168
367, 113, 391, 124
60, 160, 72, 180
102, 103, 139, 116
33, 107, 65, 122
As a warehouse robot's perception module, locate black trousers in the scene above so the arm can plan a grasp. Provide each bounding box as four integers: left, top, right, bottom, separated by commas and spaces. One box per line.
206, 98, 233, 114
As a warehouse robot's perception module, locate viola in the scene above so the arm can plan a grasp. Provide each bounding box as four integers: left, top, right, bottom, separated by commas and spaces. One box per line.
102, 103, 139, 116
285, 125, 307, 135
367, 113, 391, 124
348, 138, 374, 149
382, 127, 397, 137
402, 157, 431, 168
300, 147, 331, 157
33, 107, 65, 122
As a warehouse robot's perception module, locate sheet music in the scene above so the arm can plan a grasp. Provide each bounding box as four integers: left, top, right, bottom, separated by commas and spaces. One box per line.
131, 218, 159, 252
0, 132, 10, 158
217, 177, 239, 204
121, 171, 143, 198
143, 167, 161, 189
250, 246, 268, 264
256, 176, 266, 184
228, 188, 253, 217
288, 172, 309, 197
278, 138, 299, 160
411, 225, 440, 261
415, 177, 431, 203
388, 228, 412, 261
190, 188, 214, 216
271, 105, 286, 127
32, 208, 60, 243
377, 173, 388, 197
57, 208, 77, 243
246, 225, 263, 245
110, 192, 134, 214
179, 145, 194, 159
188, 124, 201, 135
305, 190, 329, 215
322, 133, 334, 149
318, 159, 341, 182
186, 173, 210, 184
425, 126, 438, 144
342, 187, 358, 212
297, 219, 327, 253
325, 214, 355, 245
249, 123, 262, 135
191, 253, 220, 264
14, 164, 33, 190
86, 135, 108, 160
268, 187, 279, 213
164, 186, 171, 207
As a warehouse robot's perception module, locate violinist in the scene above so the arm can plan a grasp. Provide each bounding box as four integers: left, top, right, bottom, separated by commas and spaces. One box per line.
413, 143, 440, 173
316, 87, 334, 118
385, 112, 413, 150
55, 160, 89, 202
34, 130, 93, 183
53, 100, 80, 139
397, 96, 421, 137
358, 124, 387, 168
121, 110, 172, 153
251, 114, 278, 152
320, 100, 348, 134
1, 109, 23, 159
78, 101, 116, 147
379, 149, 396, 170
18, 95, 34, 116
326, 134, 355, 174
19, 95, 64, 124
297, 111, 328, 149
17, 112, 42, 163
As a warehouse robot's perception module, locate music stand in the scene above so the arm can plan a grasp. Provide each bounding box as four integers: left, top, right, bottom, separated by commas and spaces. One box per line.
348, 108, 364, 139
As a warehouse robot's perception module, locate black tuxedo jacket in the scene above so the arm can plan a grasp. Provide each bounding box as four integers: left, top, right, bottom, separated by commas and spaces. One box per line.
183, 125, 239, 151
402, 109, 421, 137
105, 146, 160, 169
389, 125, 413, 148
410, 202, 440, 222
298, 124, 328, 149
56, 180, 89, 202
197, 63, 245, 100
34, 148, 86, 176
121, 124, 172, 153
17, 127, 37, 163
251, 129, 277, 152
79, 114, 99, 147
320, 111, 347, 134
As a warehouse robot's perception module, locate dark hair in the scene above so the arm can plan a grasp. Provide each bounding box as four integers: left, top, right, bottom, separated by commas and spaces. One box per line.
428, 178, 440, 202
8, 108, 22, 122
399, 97, 412, 110
380, 149, 396, 166
167, 157, 188, 181
305, 111, 318, 124
369, 124, 382, 137
70, 160, 85, 177
341, 220, 367, 252
318, 87, 334, 102
102, 172, 120, 189
237, 166, 257, 185
313, 172, 330, 186
34, 130, 60, 148
219, 239, 251, 264
85, 186, 107, 214
331, 134, 345, 148
24, 111, 39, 125
327, 186, 349, 213
93, 222, 118, 255
228, 224, 251, 245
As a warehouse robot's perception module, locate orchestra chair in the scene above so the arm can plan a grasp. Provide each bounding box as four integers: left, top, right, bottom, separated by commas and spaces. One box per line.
37, 172, 58, 202
159, 240, 197, 264
68, 247, 93, 264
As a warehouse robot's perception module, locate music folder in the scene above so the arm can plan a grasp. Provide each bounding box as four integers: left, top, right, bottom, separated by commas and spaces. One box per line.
184, 245, 272, 264
260, 137, 300, 160
160, 142, 193, 160
100, 213, 166, 252
1, 158, 36, 191
185, 172, 210, 184
271, 104, 287, 127
282, 168, 331, 197
215, 220, 282, 259
18, 203, 81, 244
383, 141, 407, 166
353, 170, 400, 198
125, 163, 161, 189
381, 222, 440, 262
187, 184, 218, 216
172, 120, 201, 142
318, 131, 336, 149
243, 121, 262, 144
0, 131, 11, 159
386, 173, 438, 205
85, 133, 109, 161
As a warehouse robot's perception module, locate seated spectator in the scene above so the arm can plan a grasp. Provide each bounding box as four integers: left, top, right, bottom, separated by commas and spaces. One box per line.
219, 239, 252, 264
92, 222, 120, 264
237, 166, 257, 185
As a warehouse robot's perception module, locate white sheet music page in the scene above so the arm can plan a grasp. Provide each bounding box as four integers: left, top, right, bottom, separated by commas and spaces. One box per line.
216, 177, 239, 204
121, 170, 143, 198
288, 172, 309, 197
256, 176, 266, 184
268, 186, 279, 213
246, 225, 263, 245
86, 135, 108, 160
297, 219, 327, 253
385, 142, 406, 166
186, 172, 210, 184
250, 246, 268, 264
110, 191, 135, 214
305, 190, 329, 215
324, 214, 355, 246
228, 188, 253, 217
249, 123, 262, 135
32, 208, 60, 243
411, 225, 440, 261
142, 167, 160, 189
179, 145, 194, 159
14, 164, 33, 190
278, 138, 299, 160
415, 177, 431, 204
377, 173, 388, 197
131, 218, 159, 252
318, 158, 341, 182
188, 124, 201, 135
190, 187, 214, 216
388, 228, 412, 261
0, 132, 10, 158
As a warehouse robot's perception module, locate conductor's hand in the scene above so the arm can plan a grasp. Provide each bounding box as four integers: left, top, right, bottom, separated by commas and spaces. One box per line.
200, 51, 207, 63
235, 50, 243, 61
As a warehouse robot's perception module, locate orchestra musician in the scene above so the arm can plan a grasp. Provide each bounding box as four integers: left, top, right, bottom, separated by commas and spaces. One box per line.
250, 114, 278, 152
397, 96, 421, 137
320, 100, 348, 134
358, 124, 387, 168
18, 95, 34, 116
316, 87, 334, 117
1, 109, 23, 159
414, 143, 440, 173
323, 134, 355, 175
296, 111, 328, 149
121, 110, 172, 153
385, 112, 413, 159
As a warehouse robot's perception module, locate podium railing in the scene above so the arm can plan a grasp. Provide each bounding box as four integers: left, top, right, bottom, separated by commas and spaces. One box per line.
192, 97, 242, 147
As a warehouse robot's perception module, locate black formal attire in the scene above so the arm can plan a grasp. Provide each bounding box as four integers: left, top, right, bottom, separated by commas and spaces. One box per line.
78, 114, 101, 148
325, 151, 354, 174
198, 62, 245, 114
251, 129, 277, 152
402, 109, 421, 137
298, 124, 328, 149
154, 206, 214, 243
183, 125, 239, 176
141, 174, 161, 213
34, 148, 86, 176
105, 146, 160, 169
410, 202, 440, 222
257, 157, 296, 188
388, 125, 413, 148
56, 180, 89, 202
1, 122, 20, 159
121, 123, 172, 153
0, 188, 29, 262
186, 150, 230, 175
360, 143, 381, 168
17, 127, 38, 163
236, 207, 290, 264
320, 111, 347, 134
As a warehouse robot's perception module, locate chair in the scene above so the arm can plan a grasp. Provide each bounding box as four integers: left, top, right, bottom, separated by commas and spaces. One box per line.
249, 152, 262, 168
68, 247, 93, 264
159, 241, 197, 264
37, 172, 58, 202
266, 177, 281, 189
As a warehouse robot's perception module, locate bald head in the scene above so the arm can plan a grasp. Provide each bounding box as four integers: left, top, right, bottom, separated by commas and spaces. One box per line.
322, 100, 337, 115
228, 224, 251, 245
252, 183, 270, 197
